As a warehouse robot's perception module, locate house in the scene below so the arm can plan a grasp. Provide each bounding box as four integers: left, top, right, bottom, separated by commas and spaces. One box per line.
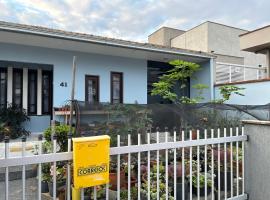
0, 21, 215, 133
149, 21, 266, 67
149, 21, 270, 105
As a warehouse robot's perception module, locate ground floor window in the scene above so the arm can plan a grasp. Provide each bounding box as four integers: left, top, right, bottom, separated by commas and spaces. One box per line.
0, 68, 7, 108
28, 70, 37, 114
13, 69, 23, 108
42, 71, 52, 114
111, 72, 123, 104
85, 75, 99, 103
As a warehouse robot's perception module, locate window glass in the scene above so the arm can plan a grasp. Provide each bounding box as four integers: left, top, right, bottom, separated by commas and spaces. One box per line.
0, 68, 7, 108
111, 72, 123, 104
28, 70, 37, 114
13, 69, 23, 108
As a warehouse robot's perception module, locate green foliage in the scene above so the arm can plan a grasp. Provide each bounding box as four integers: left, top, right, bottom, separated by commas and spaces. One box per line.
215, 85, 245, 103
43, 124, 75, 152
151, 59, 208, 104
191, 173, 212, 188
141, 163, 174, 200
0, 104, 30, 140
105, 103, 152, 146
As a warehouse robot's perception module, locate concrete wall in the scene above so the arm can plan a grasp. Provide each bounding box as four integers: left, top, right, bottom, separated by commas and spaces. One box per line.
214, 80, 270, 105
243, 120, 270, 200
208, 22, 266, 67
148, 27, 185, 47
171, 21, 266, 67
171, 22, 209, 52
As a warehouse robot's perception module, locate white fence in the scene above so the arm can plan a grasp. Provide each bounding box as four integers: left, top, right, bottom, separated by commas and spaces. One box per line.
215, 62, 267, 84
0, 127, 248, 200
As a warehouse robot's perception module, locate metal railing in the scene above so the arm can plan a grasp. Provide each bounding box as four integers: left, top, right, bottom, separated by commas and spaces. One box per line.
0, 127, 248, 200
216, 62, 268, 84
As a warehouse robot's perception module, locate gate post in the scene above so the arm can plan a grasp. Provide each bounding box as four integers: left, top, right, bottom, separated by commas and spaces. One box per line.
243, 120, 270, 200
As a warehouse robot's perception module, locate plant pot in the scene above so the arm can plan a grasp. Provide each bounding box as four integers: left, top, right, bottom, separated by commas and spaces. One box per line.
213, 148, 230, 162
109, 170, 125, 190
41, 180, 49, 193
233, 161, 243, 177
169, 181, 189, 200
192, 186, 211, 197
48, 180, 66, 197
214, 171, 231, 191
109, 189, 117, 200
168, 162, 190, 178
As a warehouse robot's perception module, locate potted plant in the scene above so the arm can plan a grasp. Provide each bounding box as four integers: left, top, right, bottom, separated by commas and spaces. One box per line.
48, 165, 66, 197
191, 172, 212, 197
41, 163, 51, 193
168, 161, 190, 200
141, 163, 174, 200
109, 162, 125, 191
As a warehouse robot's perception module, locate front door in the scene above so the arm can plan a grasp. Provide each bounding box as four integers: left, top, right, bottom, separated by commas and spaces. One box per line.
85, 75, 99, 103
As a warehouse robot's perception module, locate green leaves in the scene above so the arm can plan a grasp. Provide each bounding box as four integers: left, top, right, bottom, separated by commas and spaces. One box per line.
215, 85, 245, 103
151, 59, 207, 104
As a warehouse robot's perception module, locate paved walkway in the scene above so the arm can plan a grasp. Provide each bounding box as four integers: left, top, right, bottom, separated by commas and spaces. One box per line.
0, 177, 38, 200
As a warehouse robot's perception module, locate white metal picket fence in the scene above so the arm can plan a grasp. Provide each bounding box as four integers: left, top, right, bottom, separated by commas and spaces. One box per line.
0, 127, 247, 200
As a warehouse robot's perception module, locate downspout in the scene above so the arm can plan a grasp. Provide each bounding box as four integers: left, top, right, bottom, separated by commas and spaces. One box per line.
210, 58, 216, 101
267, 49, 270, 77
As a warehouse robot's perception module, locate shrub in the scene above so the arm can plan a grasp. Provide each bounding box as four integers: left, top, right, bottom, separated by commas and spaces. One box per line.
0, 104, 30, 140
43, 124, 75, 152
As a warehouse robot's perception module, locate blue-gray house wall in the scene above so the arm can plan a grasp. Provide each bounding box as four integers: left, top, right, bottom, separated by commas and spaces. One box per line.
0, 43, 148, 132
0, 42, 213, 133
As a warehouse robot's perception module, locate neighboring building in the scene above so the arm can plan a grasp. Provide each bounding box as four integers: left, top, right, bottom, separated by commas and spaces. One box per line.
0, 21, 215, 132
214, 25, 270, 105
149, 21, 266, 67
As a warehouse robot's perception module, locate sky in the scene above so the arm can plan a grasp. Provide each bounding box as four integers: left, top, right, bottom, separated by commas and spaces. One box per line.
0, 0, 269, 42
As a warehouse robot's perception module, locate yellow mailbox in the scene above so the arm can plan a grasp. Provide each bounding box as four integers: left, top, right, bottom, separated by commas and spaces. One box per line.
73, 135, 110, 189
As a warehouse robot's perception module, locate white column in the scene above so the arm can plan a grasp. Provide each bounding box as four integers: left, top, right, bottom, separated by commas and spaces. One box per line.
7, 67, 13, 105
23, 68, 28, 112
37, 69, 42, 115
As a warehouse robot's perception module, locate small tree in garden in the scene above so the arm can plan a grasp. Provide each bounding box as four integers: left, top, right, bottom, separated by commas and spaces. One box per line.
215, 85, 245, 103
151, 59, 208, 104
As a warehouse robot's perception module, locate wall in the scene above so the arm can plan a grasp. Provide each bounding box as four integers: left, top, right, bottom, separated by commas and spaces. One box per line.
0, 43, 147, 132
0, 43, 148, 106
208, 22, 266, 67
243, 120, 270, 200
214, 80, 270, 105
190, 61, 213, 102
148, 27, 185, 47
171, 22, 209, 53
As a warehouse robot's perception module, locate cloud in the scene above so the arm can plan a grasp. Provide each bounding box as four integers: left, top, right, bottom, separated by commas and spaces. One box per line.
0, 0, 270, 42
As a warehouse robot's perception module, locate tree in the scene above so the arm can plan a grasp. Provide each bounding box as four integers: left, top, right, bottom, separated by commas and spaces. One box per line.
215, 85, 245, 103
151, 59, 208, 104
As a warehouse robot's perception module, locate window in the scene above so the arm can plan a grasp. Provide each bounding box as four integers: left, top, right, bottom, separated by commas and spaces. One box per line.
0, 68, 7, 108
28, 70, 37, 114
85, 75, 99, 103
42, 71, 52, 114
13, 69, 23, 108
111, 72, 123, 104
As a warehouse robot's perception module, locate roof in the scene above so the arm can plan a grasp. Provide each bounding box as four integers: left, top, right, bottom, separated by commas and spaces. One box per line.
0, 21, 214, 59
239, 24, 270, 37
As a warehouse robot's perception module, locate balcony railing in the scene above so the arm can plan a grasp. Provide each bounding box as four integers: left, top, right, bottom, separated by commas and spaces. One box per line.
215, 62, 268, 84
